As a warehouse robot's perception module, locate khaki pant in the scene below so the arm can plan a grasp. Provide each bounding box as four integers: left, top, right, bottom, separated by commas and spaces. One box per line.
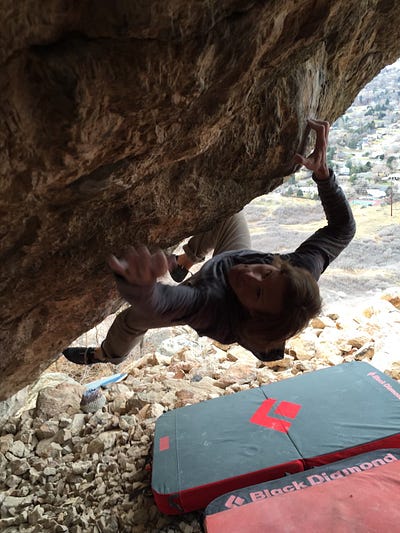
182, 211, 251, 263
102, 211, 251, 361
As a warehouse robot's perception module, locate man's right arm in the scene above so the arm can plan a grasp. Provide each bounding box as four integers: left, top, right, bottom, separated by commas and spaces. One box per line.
114, 275, 205, 324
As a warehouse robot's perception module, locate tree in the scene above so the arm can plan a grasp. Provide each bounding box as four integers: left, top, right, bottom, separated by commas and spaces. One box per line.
347, 136, 359, 149
366, 121, 376, 132
327, 146, 336, 167
345, 159, 353, 171
296, 189, 304, 198
387, 156, 397, 171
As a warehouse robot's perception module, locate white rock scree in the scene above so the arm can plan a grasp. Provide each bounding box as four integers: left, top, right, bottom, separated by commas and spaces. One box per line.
0, 288, 399, 532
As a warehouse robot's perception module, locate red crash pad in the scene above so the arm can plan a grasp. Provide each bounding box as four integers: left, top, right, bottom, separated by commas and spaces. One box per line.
204, 458, 400, 532
152, 362, 400, 514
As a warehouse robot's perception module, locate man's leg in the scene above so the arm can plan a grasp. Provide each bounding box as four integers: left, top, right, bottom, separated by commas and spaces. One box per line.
184, 210, 251, 261
63, 306, 182, 365
100, 307, 149, 362
210, 210, 251, 256
173, 211, 251, 280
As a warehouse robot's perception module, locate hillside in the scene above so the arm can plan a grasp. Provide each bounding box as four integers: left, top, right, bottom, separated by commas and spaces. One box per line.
246, 194, 400, 307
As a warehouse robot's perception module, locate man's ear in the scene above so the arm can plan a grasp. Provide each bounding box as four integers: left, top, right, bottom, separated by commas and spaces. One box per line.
265, 341, 286, 359
269, 341, 286, 352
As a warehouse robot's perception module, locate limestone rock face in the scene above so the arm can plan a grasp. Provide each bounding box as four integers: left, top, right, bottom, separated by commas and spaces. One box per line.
1, 1, 400, 399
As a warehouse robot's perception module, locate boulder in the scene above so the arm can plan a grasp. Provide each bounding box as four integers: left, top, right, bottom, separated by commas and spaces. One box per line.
2, 1, 400, 399
35, 382, 84, 419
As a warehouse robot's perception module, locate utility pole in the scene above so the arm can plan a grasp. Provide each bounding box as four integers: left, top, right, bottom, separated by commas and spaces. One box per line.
388, 175, 399, 217
391, 185, 393, 217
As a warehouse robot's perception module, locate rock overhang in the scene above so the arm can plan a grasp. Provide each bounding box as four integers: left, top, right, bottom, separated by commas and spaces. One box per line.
1, 0, 400, 399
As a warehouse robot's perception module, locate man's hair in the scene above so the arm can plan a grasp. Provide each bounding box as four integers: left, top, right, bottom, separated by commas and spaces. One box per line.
236, 257, 322, 353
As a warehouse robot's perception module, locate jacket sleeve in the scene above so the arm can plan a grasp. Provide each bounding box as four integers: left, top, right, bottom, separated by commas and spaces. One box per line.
291, 170, 356, 279
114, 275, 205, 323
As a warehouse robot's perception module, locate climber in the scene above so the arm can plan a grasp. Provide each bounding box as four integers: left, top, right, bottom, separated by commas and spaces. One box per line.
63, 118, 356, 365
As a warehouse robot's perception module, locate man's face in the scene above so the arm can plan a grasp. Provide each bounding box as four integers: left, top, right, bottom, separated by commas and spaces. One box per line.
227, 263, 287, 315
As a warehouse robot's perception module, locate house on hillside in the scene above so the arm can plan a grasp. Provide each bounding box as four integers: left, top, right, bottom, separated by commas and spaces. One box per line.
366, 188, 386, 198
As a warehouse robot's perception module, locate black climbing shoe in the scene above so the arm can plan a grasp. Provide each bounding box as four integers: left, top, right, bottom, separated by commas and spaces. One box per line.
63, 346, 127, 365
170, 256, 189, 282
63, 347, 102, 365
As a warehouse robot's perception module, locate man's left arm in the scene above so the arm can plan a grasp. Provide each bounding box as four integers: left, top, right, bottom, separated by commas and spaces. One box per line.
293, 170, 356, 276
292, 119, 356, 277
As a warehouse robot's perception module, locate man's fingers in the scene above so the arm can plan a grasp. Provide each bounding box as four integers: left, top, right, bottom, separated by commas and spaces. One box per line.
307, 118, 330, 130
307, 119, 330, 136
308, 119, 330, 147
293, 153, 306, 166
134, 246, 151, 280
107, 255, 127, 276
125, 246, 140, 262
135, 246, 167, 281
108, 246, 168, 285
305, 119, 329, 168
151, 250, 169, 277
294, 119, 330, 180
121, 246, 140, 281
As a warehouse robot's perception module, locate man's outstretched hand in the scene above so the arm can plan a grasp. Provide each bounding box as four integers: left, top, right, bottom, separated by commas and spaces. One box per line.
294, 119, 330, 180
108, 246, 169, 286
